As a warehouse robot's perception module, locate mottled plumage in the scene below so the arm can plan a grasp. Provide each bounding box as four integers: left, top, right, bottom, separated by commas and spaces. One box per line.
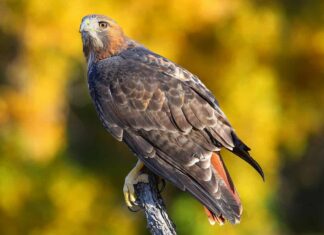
80, 14, 264, 224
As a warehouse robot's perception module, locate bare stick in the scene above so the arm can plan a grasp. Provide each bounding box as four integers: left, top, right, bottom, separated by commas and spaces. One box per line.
134, 172, 177, 235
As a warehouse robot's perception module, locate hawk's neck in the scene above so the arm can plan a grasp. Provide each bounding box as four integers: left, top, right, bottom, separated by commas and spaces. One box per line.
87, 37, 138, 67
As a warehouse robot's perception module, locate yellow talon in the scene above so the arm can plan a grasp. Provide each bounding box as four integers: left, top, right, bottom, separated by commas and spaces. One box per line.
123, 160, 149, 210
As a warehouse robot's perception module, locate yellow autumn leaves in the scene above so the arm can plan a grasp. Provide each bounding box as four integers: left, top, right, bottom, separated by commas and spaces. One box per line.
0, 0, 323, 234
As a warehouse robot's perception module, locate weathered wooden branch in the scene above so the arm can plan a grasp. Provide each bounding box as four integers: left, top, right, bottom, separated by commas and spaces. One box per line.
134, 171, 177, 235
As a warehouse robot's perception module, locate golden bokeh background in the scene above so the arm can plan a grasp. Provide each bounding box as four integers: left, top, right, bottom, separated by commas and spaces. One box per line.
0, 0, 323, 234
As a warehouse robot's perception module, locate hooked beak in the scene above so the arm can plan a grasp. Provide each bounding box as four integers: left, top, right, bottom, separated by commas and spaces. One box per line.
80, 18, 95, 33
80, 18, 97, 42
79, 17, 104, 49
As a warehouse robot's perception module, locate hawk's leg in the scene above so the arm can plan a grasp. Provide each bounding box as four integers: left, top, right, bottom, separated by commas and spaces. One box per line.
123, 160, 149, 210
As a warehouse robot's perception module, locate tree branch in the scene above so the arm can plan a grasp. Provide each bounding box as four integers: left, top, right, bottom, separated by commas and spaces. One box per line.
134, 171, 177, 235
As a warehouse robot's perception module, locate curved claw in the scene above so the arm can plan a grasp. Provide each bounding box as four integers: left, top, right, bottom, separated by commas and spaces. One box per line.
158, 178, 166, 193
127, 205, 141, 212
123, 161, 149, 211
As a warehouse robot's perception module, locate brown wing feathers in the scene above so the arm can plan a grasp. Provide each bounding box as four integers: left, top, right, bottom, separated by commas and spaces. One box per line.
90, 46, 263, 224
205, 152, 242, 225
135, 134, 242, 223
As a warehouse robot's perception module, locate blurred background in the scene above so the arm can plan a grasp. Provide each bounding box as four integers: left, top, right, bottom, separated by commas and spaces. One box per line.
0, 0, 323, 234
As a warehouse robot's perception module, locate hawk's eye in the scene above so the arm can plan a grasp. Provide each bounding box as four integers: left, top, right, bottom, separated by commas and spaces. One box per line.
99, 21, 108, 29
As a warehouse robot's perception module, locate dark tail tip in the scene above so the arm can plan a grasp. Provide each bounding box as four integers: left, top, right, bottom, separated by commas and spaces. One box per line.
233, 146, 265, 181
230, 133, 265, 181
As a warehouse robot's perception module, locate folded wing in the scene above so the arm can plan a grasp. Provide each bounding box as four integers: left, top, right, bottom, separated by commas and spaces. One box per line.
88, 47, 263, 223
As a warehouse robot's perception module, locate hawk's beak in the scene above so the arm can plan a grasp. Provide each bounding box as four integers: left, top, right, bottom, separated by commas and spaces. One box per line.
79, 17, 104, 48
80, 18, 93, 33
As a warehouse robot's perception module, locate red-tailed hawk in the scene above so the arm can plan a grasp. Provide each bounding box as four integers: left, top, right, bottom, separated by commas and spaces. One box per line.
79, 14, 264, 225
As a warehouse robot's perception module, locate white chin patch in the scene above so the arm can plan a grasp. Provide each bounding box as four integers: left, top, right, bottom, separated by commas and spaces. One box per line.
89, 31, 103, 48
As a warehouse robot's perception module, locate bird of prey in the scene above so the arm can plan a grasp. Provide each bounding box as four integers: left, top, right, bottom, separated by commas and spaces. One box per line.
79, 14, 264, 225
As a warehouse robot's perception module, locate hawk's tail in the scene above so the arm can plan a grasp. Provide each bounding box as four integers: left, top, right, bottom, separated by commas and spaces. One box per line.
204, 152, 242, 225
231, 132, 265, 180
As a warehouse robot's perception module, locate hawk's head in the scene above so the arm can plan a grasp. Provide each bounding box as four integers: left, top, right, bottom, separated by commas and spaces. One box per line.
80, 15, 126, 63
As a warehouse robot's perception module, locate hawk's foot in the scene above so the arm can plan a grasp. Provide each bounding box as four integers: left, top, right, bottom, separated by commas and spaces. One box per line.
123, 160, 149, 211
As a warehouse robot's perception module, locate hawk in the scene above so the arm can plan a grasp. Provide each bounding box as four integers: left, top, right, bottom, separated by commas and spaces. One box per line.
79, 14, 264, 225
